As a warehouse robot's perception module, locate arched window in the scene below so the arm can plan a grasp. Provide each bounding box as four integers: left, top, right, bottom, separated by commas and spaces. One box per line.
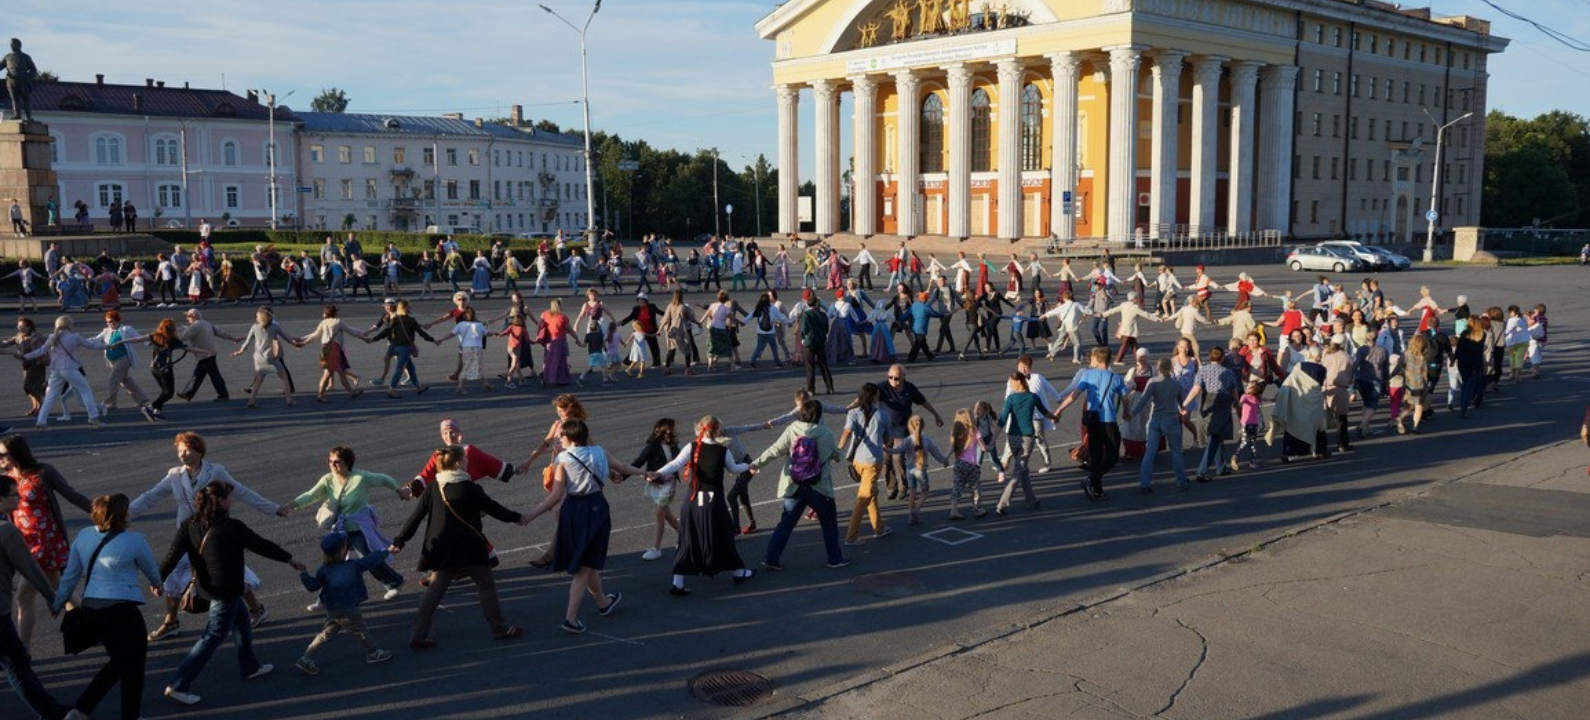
93, 135, 123, 165
920, 94, 944, 173
222, 140, 239, 167
970, 89, 992, 172
152, 138, 179, 167
1021, 84, 1043, 170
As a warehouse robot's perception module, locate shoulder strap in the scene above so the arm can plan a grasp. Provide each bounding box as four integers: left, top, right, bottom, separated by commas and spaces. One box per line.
566, 451, 605, 490
81, 529, 124, 589
436, 485, 493, 545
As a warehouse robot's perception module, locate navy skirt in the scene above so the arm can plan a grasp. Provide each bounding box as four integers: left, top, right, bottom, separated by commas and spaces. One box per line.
554, 492, 611, 574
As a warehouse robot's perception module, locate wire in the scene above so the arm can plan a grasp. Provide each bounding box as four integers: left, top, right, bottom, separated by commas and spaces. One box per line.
1475, 0, 1590, 52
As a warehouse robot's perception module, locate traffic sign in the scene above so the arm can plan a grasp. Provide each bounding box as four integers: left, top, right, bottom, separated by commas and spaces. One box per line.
1426, 209, 1439, 222
725, 204, 734, 215
296, 186, 313, 193
617, 160, 639, 171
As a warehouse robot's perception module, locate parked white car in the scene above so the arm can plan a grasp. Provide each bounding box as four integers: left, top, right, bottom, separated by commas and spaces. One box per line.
1316, 241, 1389, 270
1287, 245, 1364, 272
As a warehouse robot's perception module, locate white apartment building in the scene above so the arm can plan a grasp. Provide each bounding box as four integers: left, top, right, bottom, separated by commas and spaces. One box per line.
295, 108, 588, 234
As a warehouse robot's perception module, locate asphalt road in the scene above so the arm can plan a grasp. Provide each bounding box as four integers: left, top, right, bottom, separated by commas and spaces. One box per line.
3, 260, 1584, 720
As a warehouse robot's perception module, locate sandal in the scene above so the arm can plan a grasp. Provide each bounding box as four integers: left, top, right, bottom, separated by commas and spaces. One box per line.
529, 555, 553, 569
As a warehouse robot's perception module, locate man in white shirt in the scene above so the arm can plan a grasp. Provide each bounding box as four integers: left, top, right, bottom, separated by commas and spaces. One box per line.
853, 243, 876, 290
1009, 354, 1064, 472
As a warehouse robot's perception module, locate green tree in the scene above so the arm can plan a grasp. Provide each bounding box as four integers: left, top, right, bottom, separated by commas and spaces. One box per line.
1484, 110, 1589, 227
311, 87, 350, 113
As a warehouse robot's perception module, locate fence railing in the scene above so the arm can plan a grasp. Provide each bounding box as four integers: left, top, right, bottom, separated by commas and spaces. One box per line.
1479, 227, 1589, 257
1044, 227, 1283, 255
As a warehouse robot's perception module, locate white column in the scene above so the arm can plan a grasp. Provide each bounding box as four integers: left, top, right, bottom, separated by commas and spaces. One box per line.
851, 75, 878, 236
813, 79, 840, 236
1256, 64, 1298, 234
1106, 45, 1143, 245
996, 58, 1024, 240
1048, 51, 1081, 241
1226, 60, 1260, 235
1149, 50, 1186, 240
894, 71, 921, 237
1188, 56, 1224, 235
776, 84, 800, 235
946, 64, 973, 239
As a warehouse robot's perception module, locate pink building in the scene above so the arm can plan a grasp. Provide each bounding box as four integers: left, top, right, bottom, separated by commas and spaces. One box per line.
4, 76, 297, 229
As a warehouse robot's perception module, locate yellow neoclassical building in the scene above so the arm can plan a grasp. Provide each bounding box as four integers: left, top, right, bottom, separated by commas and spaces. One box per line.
757, 0, 1507, 244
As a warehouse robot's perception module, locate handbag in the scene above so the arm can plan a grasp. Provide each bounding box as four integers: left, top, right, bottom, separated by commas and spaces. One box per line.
60, 529, 122, 655
179, 526, 216, 615
436, 485, 499, 568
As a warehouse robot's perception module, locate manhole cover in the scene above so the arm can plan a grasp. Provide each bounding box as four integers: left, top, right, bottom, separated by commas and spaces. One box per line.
853, 571, 927, 598
689, 669, 775, 707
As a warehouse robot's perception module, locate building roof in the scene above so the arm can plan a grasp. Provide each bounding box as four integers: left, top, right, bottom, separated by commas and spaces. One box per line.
2, 79, 288, 121
296, 112, 583, 147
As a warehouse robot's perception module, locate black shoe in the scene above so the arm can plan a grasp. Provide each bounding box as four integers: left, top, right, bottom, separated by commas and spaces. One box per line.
176, 392, 194, 402
1138, 486, 1154, 494
669, 585, 691, 596
1194, 474, 1212, 483
732, 569, 756, 585
760, 560, 785, 571
213, 396, 230, 402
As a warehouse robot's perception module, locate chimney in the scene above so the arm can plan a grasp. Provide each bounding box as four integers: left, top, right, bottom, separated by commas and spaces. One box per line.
511, 104, 524, 127
474, 117, 483, 128
156, 81, 165, 88
95, 74, 104, 85
441, 112, 463, 120
183, 81, 190, 89
132, 93, 143, 113
144, 78, 154, 87
246, 90, 258, 103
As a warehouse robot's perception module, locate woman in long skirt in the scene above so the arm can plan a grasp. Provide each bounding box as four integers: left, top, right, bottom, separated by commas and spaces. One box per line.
650, 416, 755, 595
773, 246, 791, 289
868, 301, 896, 364
539, 299, 573, 387
826, 291, 854, 366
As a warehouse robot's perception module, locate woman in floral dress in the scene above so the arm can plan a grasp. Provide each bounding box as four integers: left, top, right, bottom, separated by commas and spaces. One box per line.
1, 433, 92, 648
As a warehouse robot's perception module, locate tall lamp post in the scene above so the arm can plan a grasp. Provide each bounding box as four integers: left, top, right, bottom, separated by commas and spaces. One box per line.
255, 89, 295, 230
1422, 109, 1473, 263
540, 0, 601, 248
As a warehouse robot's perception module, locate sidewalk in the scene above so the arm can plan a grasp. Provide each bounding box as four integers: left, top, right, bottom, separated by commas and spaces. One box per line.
756, 437, 1590, 720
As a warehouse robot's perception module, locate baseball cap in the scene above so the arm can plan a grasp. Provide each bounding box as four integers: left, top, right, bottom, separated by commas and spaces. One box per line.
319, 532, 348, 555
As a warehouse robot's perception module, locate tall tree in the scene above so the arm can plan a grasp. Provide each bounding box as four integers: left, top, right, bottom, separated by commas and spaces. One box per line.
1483, 110, 1588, 227
311, 87, 350, 113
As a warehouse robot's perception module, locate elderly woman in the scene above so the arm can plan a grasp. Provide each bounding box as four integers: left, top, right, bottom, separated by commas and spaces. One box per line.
1271, 346, 1329, 463
233, 307, 297, 409
52, 494, 162, 720
25, 315, 107, 428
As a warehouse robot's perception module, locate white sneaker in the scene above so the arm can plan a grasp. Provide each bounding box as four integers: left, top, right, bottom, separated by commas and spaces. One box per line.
165, 687, 201, 705
245, 663, 274, 680
641, 547, 663, 561
382, 586, 401, 601
305, 600, 323, 612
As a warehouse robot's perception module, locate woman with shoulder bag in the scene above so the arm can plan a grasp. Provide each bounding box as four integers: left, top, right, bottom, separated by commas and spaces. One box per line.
390, 445, 528, 648
290, 446, 410, 609
52, 494, 162, 720
0, 433, 93, 650
157, 481, 305, 707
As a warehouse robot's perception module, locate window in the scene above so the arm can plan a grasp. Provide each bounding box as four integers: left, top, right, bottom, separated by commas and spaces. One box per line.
93, 135, 123, 165
1332, 73, 1342, 95
363, 146, 376, 164
493, 180, 501, 201
1456, 197, 1464, 215
1332, 115, 1341, 138
468, 149, 479, 166
95, 182, 125, 208
446, 180, 459, 200
1350, 75, 1359, 97
1330, 157, 1339, 180
1418, 84, 1426, 105
1311, 156, 1320, 179
920, 93, 945, 174
446, 148, 458, 166
393, 147, 406, 164
1368, 118, 1376, 140
222, 140, 239, 167
156, 183, 183, 209
1458, 164, 1467, 185
1402, 81, 1410, 103
970, 89, 991, 172
1349, 159, 1358, 180
1313, 69, 1323, 93
1293, 154, 1301, 180
338, 145, 352, 163
310, 144, 324, 163
340, 179, 353, 200
365, 179, 378, 200
1383, 160, 1390, 182
1310, 200, 1319, 224
312, 180, 325, 199
422, 180, 435, 200
1333, 28, 1342, 47
1385, 79, 1393, 100
1368, 34, 1377, 54
1350, 117, 1359, 139
423, 147, 435, 166
1020, 84, 1043, 171
1311, 113, 1321, 137
1314, 24, 1324, 44
1368, 77, 1377, 100
224, 185, 240, 209
153, 137, 179, 166
469, 180, 481, 200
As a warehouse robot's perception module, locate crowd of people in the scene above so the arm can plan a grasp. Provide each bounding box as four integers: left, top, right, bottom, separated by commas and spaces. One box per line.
0, 231, 1562, 719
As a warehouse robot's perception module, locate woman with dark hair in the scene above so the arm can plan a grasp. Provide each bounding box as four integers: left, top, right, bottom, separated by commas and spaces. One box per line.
744, 293, 787, 368
390, 445, 528, 648
838, 383, 892, 545
362, 299, 434, 398
524, 420, 644, 633
0, 433, 92, 649
52, 494, 162, 720
659, 289, 700, 376
2, 316, 48, 416
297, 304, 368, 403
651, 416, 755, 596
0, 473, 66, 720
158, 481, 306, 706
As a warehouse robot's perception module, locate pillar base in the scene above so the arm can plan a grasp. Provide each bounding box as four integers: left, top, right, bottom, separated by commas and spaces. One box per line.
0, 120, 59, 235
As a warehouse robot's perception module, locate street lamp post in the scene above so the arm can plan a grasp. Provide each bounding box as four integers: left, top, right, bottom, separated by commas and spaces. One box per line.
257, 89, 295, 230
712, 148, 721, 237
1422, 109, 1473, 263
540, 0, 601, 248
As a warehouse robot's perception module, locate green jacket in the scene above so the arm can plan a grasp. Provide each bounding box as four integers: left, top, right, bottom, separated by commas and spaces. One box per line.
753, 421, 843, 499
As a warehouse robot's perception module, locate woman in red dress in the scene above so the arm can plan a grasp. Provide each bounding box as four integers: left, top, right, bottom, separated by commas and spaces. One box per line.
1, 434, 92, 648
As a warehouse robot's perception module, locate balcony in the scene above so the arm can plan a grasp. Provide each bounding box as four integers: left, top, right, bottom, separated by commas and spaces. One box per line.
390, 166, 415, 178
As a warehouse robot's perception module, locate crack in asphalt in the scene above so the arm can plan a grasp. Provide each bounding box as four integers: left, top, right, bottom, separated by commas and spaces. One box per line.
1152, 619, 1209, 717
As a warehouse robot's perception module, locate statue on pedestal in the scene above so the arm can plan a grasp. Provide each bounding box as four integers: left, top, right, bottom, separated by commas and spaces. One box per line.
3, 38, 39, 122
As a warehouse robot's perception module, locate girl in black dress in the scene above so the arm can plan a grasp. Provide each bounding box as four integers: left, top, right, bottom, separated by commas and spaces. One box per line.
651, 416, 755, 596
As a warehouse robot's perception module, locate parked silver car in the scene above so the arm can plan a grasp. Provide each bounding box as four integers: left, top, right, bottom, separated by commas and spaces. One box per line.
1361, 244, 1413, 270
1316, 241, 1389, 270
1286, 245, 1364, 272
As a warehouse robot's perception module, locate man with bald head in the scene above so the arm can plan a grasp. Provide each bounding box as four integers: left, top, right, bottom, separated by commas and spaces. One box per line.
409, 418, 517, 497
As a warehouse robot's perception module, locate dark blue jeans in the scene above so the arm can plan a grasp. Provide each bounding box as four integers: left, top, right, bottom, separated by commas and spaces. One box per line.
349, 529, 403, 589
389, 345, 419, 388
763, 485, 843, 566
168, 596, 260, 693
0, 617, 64, 720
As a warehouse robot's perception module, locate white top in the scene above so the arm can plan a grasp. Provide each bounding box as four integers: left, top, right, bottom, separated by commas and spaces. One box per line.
451, 321, 489, 349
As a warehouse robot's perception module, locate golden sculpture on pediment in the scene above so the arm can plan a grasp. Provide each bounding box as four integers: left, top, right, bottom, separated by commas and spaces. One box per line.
857, 19, 881, 48
948, 0, 971, 31
917, 0, 944, 34
888, 0, 914, 41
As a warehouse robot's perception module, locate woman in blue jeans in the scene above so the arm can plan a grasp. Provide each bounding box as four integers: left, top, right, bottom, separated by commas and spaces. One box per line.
750, 400, 851, 570
364, 300, 434, 397
157, 482, 305, 707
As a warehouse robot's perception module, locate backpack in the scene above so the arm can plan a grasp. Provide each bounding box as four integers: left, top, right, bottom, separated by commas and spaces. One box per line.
788, 435, 823, 486
758, 309, 773, 332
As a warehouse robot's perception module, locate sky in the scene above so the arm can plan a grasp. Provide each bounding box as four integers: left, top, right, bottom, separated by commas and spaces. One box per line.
7, 0, 1589, 182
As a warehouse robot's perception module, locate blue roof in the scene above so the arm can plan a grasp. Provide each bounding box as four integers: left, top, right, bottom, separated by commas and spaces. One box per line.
296, 112, 582, 147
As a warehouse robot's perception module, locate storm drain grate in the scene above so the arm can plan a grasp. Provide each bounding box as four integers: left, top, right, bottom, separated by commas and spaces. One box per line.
689, 669, 775, 707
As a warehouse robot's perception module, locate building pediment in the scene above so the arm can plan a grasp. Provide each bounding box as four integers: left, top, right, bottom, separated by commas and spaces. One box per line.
758, 0, 1062, 57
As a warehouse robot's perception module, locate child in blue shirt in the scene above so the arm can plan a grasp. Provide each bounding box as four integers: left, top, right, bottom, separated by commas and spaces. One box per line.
296, 532, 393, 675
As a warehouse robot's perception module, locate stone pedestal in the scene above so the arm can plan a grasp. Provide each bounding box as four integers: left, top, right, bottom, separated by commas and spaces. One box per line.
0, 119, 58, 235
